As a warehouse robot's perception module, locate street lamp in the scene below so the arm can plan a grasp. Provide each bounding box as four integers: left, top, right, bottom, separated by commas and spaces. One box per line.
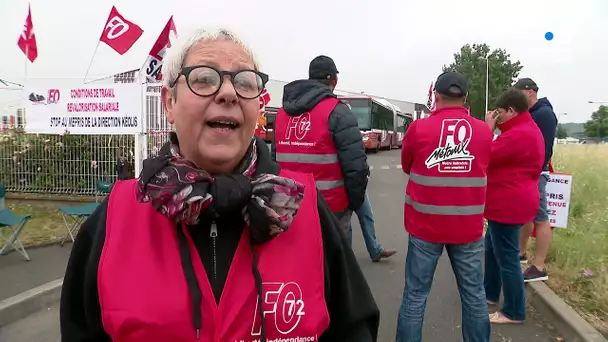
478, 56, 489, 114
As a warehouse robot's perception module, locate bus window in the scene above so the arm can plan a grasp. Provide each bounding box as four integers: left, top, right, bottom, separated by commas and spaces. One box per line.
342, 99, 371, 130
396, 114, 406, 132
373, 102, 394, 131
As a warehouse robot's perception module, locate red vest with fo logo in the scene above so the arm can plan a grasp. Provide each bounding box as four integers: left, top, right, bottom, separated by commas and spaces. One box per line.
404, 107, 492, 244
98, 169, 329, 342
274, 98, 349, 213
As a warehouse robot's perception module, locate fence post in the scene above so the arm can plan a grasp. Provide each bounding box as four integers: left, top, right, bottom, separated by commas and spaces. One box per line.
134, 83, 149, 178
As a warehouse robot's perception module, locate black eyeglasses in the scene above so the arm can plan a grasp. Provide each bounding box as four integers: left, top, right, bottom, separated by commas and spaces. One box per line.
170, 65, 269, 99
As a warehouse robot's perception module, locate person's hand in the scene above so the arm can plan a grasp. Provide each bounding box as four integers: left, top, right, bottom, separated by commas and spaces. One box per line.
485, 110, 499, 131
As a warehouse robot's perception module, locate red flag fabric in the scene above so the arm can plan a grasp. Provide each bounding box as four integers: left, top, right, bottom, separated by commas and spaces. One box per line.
99, 6, 143, 55
259, 88, 271, 110
142, 16, 178, 82
17, 4, 38, 63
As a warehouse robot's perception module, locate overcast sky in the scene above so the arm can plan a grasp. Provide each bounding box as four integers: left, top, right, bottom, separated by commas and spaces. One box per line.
1, 0, 606, 123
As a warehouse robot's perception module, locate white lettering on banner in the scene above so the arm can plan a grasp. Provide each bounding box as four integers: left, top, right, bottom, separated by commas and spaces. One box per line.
251, 282, 306, 336
545, 173, 573, 228
105, 16, 130, 39
24, 82, 142, 135
285, 114, 311, 141
425, 119, 474, 172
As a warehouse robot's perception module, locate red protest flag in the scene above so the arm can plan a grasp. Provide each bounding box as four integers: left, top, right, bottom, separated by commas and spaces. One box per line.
99, 6, 143, 55
17, 4, 38, 63
259, 88, 271, 110
141, 16, 178, 82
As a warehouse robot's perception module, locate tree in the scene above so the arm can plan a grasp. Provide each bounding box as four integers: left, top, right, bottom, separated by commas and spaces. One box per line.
442, 44, 524, 119
556, 124, 568, 139
583, 105, 608, 138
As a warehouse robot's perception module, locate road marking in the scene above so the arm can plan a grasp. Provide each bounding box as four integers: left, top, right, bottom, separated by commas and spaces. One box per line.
380, 165, 390, 170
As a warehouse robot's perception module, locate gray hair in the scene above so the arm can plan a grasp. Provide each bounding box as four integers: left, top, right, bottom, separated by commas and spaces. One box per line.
161, 28, 259, 89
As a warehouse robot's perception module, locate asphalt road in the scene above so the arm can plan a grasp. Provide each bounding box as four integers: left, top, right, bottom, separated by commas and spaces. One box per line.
0, 149, 561, 341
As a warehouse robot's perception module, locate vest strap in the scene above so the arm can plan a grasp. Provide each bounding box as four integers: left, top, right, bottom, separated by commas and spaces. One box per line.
405, 194, 485, 216
409, 171, 487, 187
276, 153, 339, 164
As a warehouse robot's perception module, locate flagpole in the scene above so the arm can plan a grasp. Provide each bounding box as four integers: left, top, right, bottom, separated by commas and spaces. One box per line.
83, 41, 101, 83
138, 59, 149, 84
24, 46, 28, 87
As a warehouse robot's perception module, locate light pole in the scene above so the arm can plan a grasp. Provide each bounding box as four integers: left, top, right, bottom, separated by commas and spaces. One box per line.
588, 101, 607, 138
478, 56, 489, 113
485, 56, 489, 114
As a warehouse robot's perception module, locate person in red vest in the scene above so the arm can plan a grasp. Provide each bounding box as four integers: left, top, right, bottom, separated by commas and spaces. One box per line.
272, 55, 369, 237
397, 71, 492, 341
483, 88, 544, 324
60, 29, 379, 342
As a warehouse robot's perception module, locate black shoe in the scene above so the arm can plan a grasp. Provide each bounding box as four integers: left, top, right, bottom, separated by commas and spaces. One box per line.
519, 254, 528, 264
372, 249, 396, 262
523, 265, 548, 282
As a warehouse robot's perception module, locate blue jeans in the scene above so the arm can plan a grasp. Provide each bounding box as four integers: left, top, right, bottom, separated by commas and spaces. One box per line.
484, 220, 526, 321
397, 235, 490, 342
347, 191, 383, 259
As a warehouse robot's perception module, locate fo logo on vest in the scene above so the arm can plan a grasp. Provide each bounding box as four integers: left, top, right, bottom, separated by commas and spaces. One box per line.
425, 118, 475, 173
251, 282, 306, 336
285, 114, 311, 141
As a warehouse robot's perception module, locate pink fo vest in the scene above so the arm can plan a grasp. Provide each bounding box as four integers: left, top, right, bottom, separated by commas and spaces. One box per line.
98, 169, 329, 342
274, 98, 349, 213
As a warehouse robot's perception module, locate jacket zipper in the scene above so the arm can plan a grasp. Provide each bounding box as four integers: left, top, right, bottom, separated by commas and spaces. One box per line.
210, 222, 218, 286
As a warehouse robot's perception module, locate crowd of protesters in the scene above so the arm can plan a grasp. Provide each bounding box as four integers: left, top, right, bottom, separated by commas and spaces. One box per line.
60, 27, 557, 342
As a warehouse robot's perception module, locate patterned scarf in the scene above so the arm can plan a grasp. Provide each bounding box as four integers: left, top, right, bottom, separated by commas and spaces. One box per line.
136, 133, 306, 244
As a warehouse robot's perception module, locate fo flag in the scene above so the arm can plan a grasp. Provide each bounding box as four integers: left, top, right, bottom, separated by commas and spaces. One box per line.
99, 6, 143, 55
142, 16, 178, 82
427, 82, 435, 112
17, 4, 38, 63
259, 88, 271, 111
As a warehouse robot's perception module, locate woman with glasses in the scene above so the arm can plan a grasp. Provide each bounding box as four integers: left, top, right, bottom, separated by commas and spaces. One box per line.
60, 28, 379, 342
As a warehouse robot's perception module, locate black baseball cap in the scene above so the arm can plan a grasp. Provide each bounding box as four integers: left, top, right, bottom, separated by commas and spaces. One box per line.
435, 71, 468, 98
309, 55, 339, 80
513, 78, 539, 92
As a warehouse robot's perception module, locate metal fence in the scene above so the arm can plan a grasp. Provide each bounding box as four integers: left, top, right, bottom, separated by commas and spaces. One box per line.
0, 72, 171, 195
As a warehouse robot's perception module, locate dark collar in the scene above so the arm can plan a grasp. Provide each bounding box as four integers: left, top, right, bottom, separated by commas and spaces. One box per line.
253, 137, 280, 176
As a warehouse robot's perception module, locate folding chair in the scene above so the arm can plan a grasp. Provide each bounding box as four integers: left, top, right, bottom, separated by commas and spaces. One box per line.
0, 209, 32, 261
58, 203, 99, 246
95, 180, 114, 202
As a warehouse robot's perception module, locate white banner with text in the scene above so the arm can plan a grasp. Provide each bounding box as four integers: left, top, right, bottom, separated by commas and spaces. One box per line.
546, 173, 573, 228
24, 83, 142, 134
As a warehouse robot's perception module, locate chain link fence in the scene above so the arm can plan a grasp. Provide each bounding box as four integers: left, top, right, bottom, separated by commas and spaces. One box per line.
0, 70, 171, 195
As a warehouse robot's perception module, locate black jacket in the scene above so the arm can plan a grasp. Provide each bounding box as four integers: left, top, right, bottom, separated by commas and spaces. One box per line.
271, 80, 369, 211
529, 97, 557, 171
60, 137, 379, 342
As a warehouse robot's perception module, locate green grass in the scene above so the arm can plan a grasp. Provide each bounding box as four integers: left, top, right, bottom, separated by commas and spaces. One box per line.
4, 200, 66, 247
534, 144, 608, 335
